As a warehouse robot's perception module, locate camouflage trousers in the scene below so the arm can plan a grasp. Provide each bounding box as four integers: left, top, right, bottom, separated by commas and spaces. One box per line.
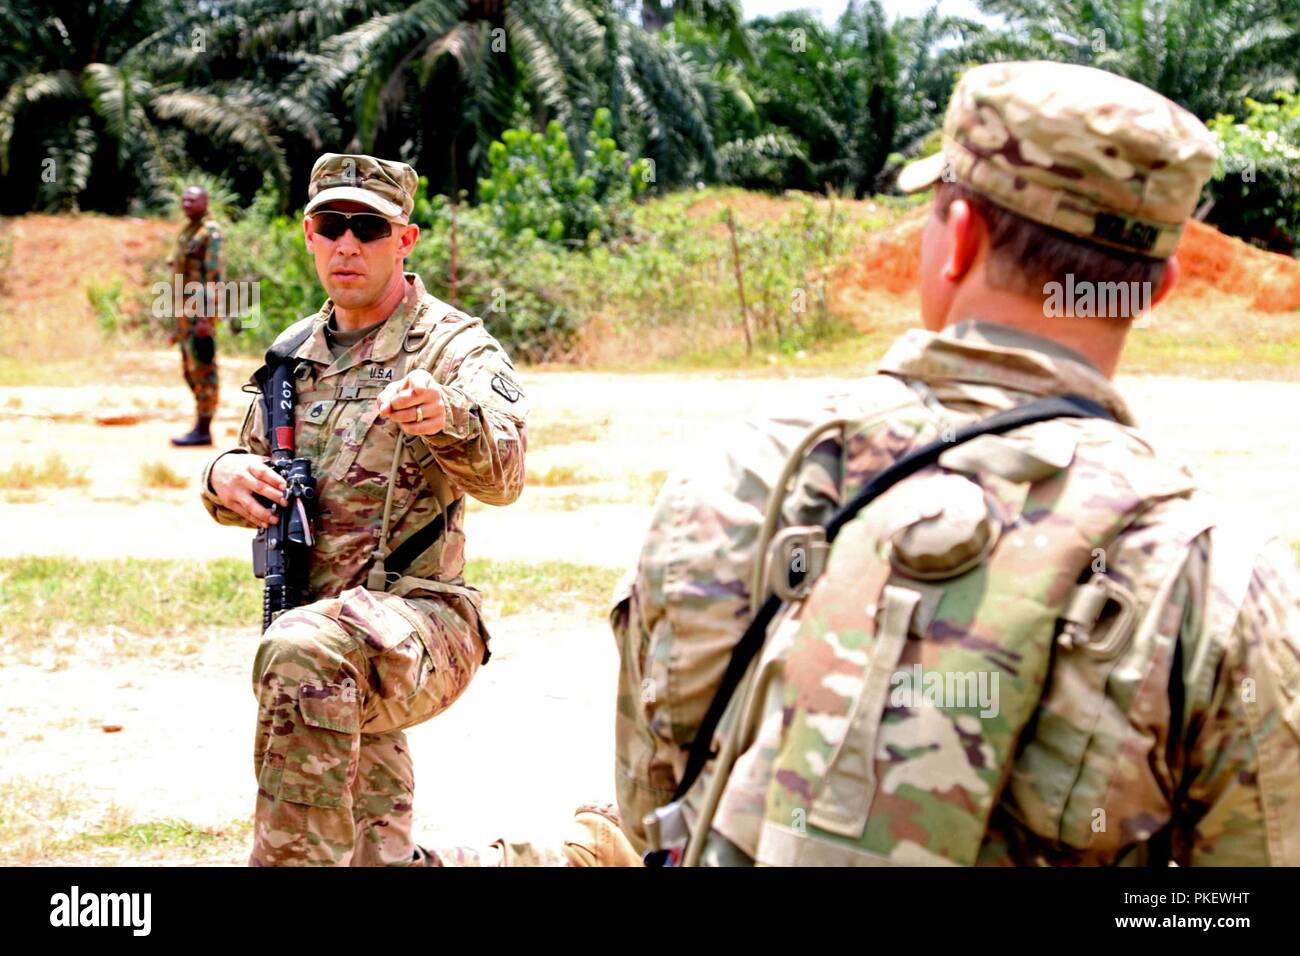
180, 332, 218, 418
250, 586, 485, 866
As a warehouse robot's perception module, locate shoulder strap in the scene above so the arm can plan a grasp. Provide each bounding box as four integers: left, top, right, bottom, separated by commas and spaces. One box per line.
671, 394, 1115, 802
368, 309, 485, 584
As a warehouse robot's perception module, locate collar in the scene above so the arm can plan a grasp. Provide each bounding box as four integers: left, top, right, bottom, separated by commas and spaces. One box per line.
297, 272, 429, 372
877, 319, 1135, 425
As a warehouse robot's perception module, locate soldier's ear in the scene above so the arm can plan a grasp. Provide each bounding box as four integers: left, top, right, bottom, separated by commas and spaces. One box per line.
1150, 255, 1180, 309
397, 222, 419, 259
942, 198, 982, 284
303, 217, 315, 251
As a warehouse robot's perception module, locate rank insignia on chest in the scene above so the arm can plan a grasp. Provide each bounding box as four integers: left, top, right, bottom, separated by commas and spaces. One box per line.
368, 367, 394, 382
305, 401, 332, 423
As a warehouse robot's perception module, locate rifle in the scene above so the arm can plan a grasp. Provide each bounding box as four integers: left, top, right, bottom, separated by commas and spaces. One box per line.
251, 351, 317, 632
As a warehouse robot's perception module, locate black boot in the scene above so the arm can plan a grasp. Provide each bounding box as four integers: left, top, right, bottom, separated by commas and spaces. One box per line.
171, 416, 213, 447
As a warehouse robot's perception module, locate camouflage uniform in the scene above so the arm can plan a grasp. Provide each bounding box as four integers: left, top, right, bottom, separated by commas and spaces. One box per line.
612, 63, 1300, 867
174, 218, 223, 419
202, 154, 528, 866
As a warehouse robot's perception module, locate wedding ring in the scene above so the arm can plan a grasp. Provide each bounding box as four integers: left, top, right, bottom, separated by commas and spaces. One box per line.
416, 405, 424, 423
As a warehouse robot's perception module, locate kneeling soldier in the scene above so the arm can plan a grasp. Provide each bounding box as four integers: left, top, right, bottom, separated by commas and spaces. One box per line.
202, 154, 528, 866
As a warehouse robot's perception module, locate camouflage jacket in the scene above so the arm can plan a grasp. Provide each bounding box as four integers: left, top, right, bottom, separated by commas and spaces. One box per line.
201, 273, 528, 605
173, 218, 223, 332
612, 320, 1300, 866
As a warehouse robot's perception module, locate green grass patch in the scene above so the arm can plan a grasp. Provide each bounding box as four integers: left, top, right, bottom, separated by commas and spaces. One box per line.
464, 557, 622, 616
0, 453, 89, 490
1121, 328, 1300, 379
0, 557, 260, 652
60, 818, 252, 854
0, 556, 623, 652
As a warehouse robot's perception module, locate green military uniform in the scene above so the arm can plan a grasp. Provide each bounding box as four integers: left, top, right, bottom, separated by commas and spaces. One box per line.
174, 217, 223, 420
201, 155, 529, 866
611, 62, 1300, 866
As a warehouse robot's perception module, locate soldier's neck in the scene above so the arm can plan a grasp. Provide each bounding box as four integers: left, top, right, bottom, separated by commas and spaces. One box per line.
943, 287, 1129, 380
333, 272, 408, 332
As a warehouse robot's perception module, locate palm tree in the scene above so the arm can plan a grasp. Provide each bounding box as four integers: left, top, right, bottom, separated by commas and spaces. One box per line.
972, 0, 1300, 118
282, 0, 722, 195
0, 0, 322, 212
890, 4, 988, 157
684, 1, 898, 196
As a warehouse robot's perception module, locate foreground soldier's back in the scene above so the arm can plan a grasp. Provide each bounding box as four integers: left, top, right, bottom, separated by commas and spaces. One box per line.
612, 61, 1300, 866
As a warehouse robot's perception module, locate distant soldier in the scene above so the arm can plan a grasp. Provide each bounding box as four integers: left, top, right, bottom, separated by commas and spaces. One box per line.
614, 61, 1300, 866
171, 185, 224, 447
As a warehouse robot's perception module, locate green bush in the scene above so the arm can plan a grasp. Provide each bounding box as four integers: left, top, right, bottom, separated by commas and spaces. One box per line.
477, 108, 650, 246
1207, 93, 1300, 254
199, 183, 900, 365
87, 279, 123, 335
221, 190, 326, 354
409, 196, 589, 362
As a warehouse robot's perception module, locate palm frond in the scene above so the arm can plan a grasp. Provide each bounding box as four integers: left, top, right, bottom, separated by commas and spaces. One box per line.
0, 69, 80, 173
152, 88, 291, 193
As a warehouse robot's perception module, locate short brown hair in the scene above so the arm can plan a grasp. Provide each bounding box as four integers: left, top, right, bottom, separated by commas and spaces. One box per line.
934, 182, 1168, 319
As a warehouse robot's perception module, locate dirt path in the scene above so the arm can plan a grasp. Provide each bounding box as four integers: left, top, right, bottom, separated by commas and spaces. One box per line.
2, 364, 1298, 864
3, 367, 1299, 564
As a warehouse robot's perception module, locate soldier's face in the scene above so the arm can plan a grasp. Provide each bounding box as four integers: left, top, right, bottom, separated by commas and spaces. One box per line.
181, 189, 207, 219
305, 201, 419, 309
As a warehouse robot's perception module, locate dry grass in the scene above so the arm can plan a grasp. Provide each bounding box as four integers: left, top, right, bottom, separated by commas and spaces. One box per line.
0, 774, 252, 864
526, 463, 593, 487
630, 469, 669, 503
528, 419, 607, 447
0, 777, 105, 864
139, 460, 189, 489
0, 453, 89, 490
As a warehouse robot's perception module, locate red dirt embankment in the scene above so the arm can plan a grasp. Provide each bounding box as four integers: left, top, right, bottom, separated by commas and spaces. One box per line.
830, 210, 1300, 314
0, 214, 175, 321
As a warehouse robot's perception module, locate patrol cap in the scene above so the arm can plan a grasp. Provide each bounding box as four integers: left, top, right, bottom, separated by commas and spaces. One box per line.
304, 153, 418, 221
897, 61, 1220, 259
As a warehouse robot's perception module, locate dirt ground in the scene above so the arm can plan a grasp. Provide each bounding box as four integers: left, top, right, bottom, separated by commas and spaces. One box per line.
2, 362, 1299, 865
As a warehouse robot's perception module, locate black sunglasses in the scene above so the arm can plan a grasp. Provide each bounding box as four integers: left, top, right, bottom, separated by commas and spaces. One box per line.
310, 211, 397, 242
